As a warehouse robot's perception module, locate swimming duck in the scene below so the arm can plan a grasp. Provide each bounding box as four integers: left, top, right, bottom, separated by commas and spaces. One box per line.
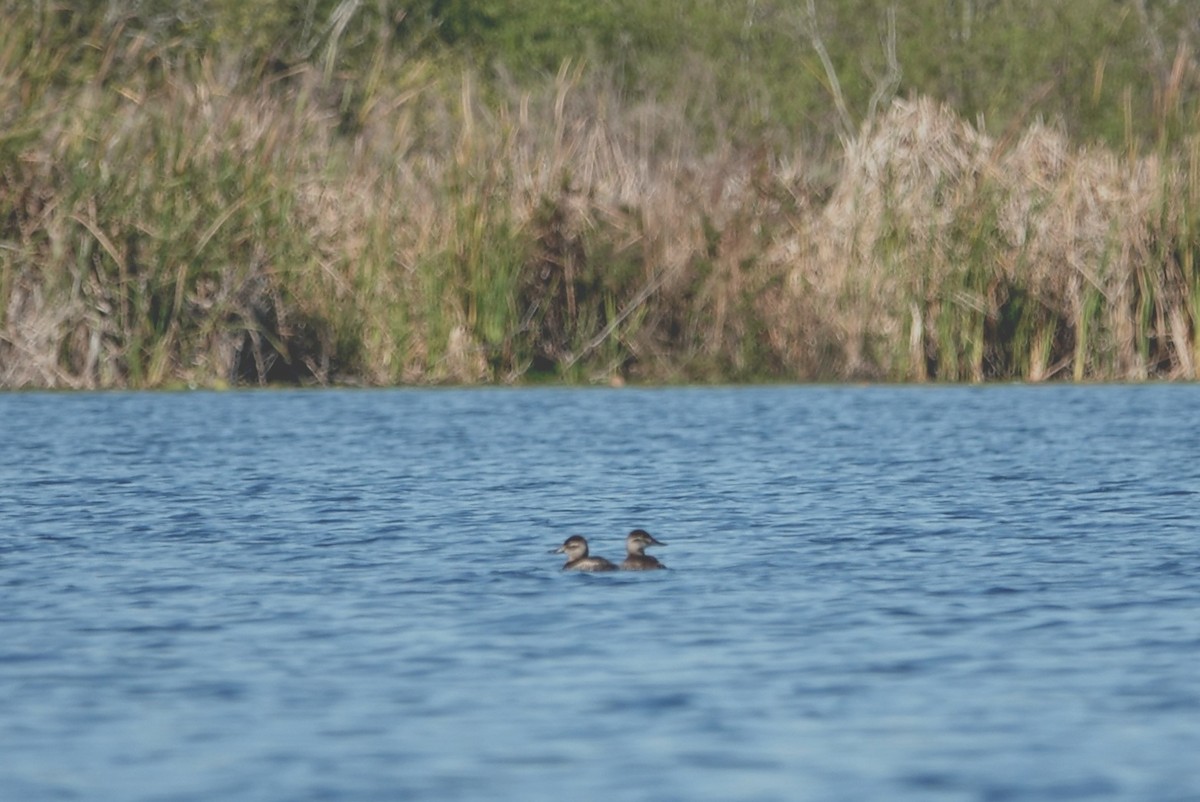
620, 528, 667, 570
552, 535, 617, 572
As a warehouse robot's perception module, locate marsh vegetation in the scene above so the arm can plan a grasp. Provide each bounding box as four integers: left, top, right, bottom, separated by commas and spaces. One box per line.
2, 1, 1198, 387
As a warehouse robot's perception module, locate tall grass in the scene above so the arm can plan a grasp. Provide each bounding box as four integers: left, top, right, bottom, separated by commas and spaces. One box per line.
2, 7, 1199, 387
761, 96, 1200, 382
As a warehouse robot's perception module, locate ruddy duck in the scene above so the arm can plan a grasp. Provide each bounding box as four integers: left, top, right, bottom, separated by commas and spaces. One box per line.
621, 529, 667, 570
552, 535, 617, 572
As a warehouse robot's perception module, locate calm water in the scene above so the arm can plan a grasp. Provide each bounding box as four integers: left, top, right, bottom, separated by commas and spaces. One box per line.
2, 386, 1199, 801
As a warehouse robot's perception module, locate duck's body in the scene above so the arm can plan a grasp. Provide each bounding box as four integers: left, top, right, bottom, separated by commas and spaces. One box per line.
622, 553, 666, 570
553, 535, 617, 572
567, 555, 619, 572
620, 529, 667, 570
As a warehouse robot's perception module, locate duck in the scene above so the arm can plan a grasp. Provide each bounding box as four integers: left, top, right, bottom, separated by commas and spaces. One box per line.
620, 528, 667, 570
552, 535, 617, 572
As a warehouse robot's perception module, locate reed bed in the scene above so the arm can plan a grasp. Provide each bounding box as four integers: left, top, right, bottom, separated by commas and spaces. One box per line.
2, 51, 1198, 386
768, 97, 1200, 382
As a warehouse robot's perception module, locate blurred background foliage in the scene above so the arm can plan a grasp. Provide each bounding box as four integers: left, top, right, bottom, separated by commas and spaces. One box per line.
10, 0, 1198, 152
2, 0, 1198, 387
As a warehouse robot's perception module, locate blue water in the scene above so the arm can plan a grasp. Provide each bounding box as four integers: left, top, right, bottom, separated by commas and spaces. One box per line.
2, 386, 1199, 801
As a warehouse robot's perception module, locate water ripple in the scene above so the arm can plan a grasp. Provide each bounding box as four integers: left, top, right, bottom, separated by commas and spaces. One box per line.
2, 386, 1199, 801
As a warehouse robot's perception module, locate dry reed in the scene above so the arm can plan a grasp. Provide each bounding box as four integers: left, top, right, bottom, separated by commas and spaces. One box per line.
2, 61, 1198, 386
766, 97, 1200, 382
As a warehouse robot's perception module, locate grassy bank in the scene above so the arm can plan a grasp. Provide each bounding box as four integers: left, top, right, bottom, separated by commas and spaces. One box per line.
2, 2, 1199, 387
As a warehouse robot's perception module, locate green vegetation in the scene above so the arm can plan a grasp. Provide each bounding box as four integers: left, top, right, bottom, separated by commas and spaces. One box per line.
1, 0, 1198, 387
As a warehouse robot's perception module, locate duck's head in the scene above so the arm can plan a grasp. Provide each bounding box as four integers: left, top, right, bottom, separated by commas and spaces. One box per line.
552, 535, 590, 561
625, 529, 666, 555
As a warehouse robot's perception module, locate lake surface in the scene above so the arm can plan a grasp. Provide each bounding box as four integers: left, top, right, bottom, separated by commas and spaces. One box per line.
2, 385, 1199, 801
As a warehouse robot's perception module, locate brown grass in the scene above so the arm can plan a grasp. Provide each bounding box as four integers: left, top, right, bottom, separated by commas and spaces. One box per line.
2, 66, 1198, 386
765, 97, 1199, 382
